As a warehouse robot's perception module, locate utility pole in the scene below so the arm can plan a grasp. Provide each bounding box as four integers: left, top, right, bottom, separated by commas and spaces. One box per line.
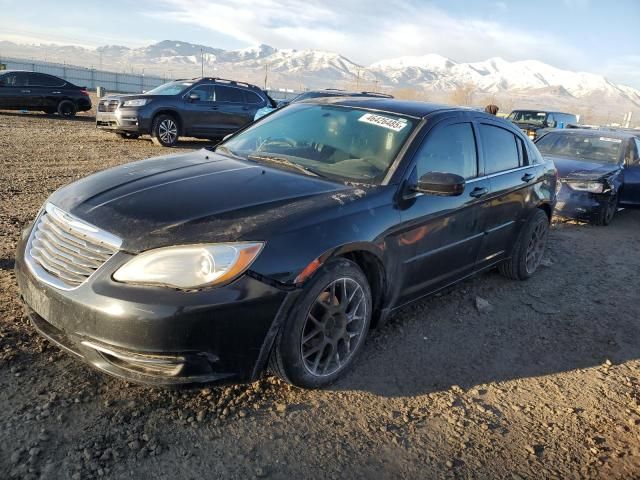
356, 67, 361, 91
264, 63, 269, 90
200, 48, 204, 77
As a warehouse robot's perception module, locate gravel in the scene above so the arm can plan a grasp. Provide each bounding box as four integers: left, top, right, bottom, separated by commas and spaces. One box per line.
1, 110, 640, 479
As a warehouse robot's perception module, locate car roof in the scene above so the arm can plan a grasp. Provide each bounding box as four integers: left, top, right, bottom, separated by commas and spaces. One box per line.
302, 97, 463, 118
541, 128, 636, 140
301, 97, 523, 126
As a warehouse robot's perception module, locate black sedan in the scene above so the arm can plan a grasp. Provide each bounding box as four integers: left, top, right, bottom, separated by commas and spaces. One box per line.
16, 98, 556, 388
535, 129, 640, 225
0, 70, 91, 116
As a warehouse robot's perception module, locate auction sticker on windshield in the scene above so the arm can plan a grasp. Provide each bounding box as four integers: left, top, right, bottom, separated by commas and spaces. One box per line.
599, 137, 622, 143
359, 113, 408, 132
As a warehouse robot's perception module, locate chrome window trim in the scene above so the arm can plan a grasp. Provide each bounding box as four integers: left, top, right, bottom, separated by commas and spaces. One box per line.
24, 203, 122, 291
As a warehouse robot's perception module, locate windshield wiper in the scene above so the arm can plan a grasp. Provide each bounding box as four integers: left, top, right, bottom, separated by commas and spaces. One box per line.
247, 153, 327, 179
212, 144, 243, 159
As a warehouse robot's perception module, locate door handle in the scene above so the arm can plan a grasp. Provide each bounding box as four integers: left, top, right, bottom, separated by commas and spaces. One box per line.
470, 187, 489, 198
52, 91, 61, 94
21, 90, 31, 93
521, 173, 535, 182
210, 106, 219, 110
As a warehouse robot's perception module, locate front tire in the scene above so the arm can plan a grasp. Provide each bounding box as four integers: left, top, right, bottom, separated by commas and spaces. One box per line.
592, 195, 617, 226
151, 114, 179, 147
57, 100, 77, 117
269, 258, 372, 388
499, 209, 549, 280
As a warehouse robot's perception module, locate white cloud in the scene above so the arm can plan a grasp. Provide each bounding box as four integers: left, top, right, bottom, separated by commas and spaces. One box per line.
149, 0, 584, 69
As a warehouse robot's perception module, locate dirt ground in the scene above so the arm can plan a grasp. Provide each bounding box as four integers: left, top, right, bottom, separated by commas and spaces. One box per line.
1, 111, 640, 480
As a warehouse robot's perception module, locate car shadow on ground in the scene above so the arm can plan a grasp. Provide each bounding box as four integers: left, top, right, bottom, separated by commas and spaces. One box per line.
331, 208, 640, 398
0, 110, 95, 122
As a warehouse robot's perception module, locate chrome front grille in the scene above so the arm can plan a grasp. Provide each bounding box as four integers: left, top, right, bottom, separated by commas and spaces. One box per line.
26, 203, 122, 290
98, 100, 119, 112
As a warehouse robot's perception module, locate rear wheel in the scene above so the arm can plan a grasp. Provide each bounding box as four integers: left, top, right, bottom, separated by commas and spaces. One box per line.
117, 132, 140, 140
57, 100, 77, 117
499, 209, 549, 280
151, 114, 179, 147
269, 258, 372, 388
592, 194, 617, 226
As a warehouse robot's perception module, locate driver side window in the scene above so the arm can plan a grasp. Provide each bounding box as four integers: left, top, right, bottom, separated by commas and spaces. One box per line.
414, 123, 478, 180
189, 85, 214, 102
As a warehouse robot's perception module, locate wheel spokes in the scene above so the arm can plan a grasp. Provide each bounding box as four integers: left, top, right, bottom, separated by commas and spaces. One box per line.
300, 277, 368, 377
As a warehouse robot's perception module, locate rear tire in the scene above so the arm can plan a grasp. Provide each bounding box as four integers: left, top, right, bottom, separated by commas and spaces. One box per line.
592, 195, 617, 226
269, 258, 372, 388
57, 100, 77, 117
151, 114, 179, 147
117, 132, 140, 140
499, 209, 549, 281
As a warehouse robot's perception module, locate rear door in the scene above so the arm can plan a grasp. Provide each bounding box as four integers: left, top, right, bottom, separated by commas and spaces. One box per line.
475, 121, 542, 268
214, 85, 253, 133
30, 73, 67, 110
396, 117, 490, 303
620, 138, 640, 207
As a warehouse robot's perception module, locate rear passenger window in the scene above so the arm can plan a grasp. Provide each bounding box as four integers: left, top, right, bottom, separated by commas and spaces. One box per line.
244, 91, 263, 104
215, 86, 244, 103
29, 74, 65, 87
415, 123, 478, 180
479, 124, 520, 174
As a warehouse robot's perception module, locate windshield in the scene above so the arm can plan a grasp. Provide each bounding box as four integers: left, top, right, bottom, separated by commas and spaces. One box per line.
144, 81, 194, 96
508, 111, 548, 125
218, 103, 417, 183
536, 132, 623, 164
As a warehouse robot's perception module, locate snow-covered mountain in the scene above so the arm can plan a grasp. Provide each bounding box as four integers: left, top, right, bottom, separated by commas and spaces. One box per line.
2, 39, 639, 110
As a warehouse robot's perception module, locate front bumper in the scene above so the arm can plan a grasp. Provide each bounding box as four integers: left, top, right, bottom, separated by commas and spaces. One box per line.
554, 181, 611, 222
95, 108, 150, 133
15, 231, 296, 386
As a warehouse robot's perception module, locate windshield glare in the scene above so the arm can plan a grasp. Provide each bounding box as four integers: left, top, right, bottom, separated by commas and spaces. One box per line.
144, 81, 194, 96
219, 104, 417, 183
536, 133, 623, 164
508, 111, 548, 125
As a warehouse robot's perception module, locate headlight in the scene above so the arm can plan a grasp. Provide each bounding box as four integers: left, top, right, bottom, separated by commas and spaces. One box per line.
113, 243, 264, 289
566, 181, 604, 193
527, 130, 536, 139
122, 99, 148, 107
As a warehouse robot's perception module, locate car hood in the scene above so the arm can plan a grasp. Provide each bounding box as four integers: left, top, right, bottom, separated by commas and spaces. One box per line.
544, 155, 620, 180
48, 149, 357, 251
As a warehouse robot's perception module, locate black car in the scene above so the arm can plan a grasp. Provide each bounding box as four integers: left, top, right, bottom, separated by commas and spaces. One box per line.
96, 77, 276, 147
508, 110, 578, 140
16, 98, 556, 388
277, 89, 393, 107
0, 70, 91, 117
535, 129, 640, 225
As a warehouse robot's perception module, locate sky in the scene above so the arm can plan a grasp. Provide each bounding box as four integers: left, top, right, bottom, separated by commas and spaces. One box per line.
1, 0, 639, 87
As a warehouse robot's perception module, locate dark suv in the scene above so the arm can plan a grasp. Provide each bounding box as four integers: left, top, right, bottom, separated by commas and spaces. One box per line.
0, 70, 92, 117
17, 99, 556, 388
508, 110, 578, 140
96, 77, 275, 147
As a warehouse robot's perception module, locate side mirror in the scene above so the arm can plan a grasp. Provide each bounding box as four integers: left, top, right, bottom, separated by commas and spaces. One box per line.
414, 172, 465, 196
188, 93, 200, 102
547, 120, 557, 128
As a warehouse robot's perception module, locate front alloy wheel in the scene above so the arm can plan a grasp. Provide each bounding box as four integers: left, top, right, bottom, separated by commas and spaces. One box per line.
151, 114, 179, 147
270, 258, 372, 388
301, 278, 367, 377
